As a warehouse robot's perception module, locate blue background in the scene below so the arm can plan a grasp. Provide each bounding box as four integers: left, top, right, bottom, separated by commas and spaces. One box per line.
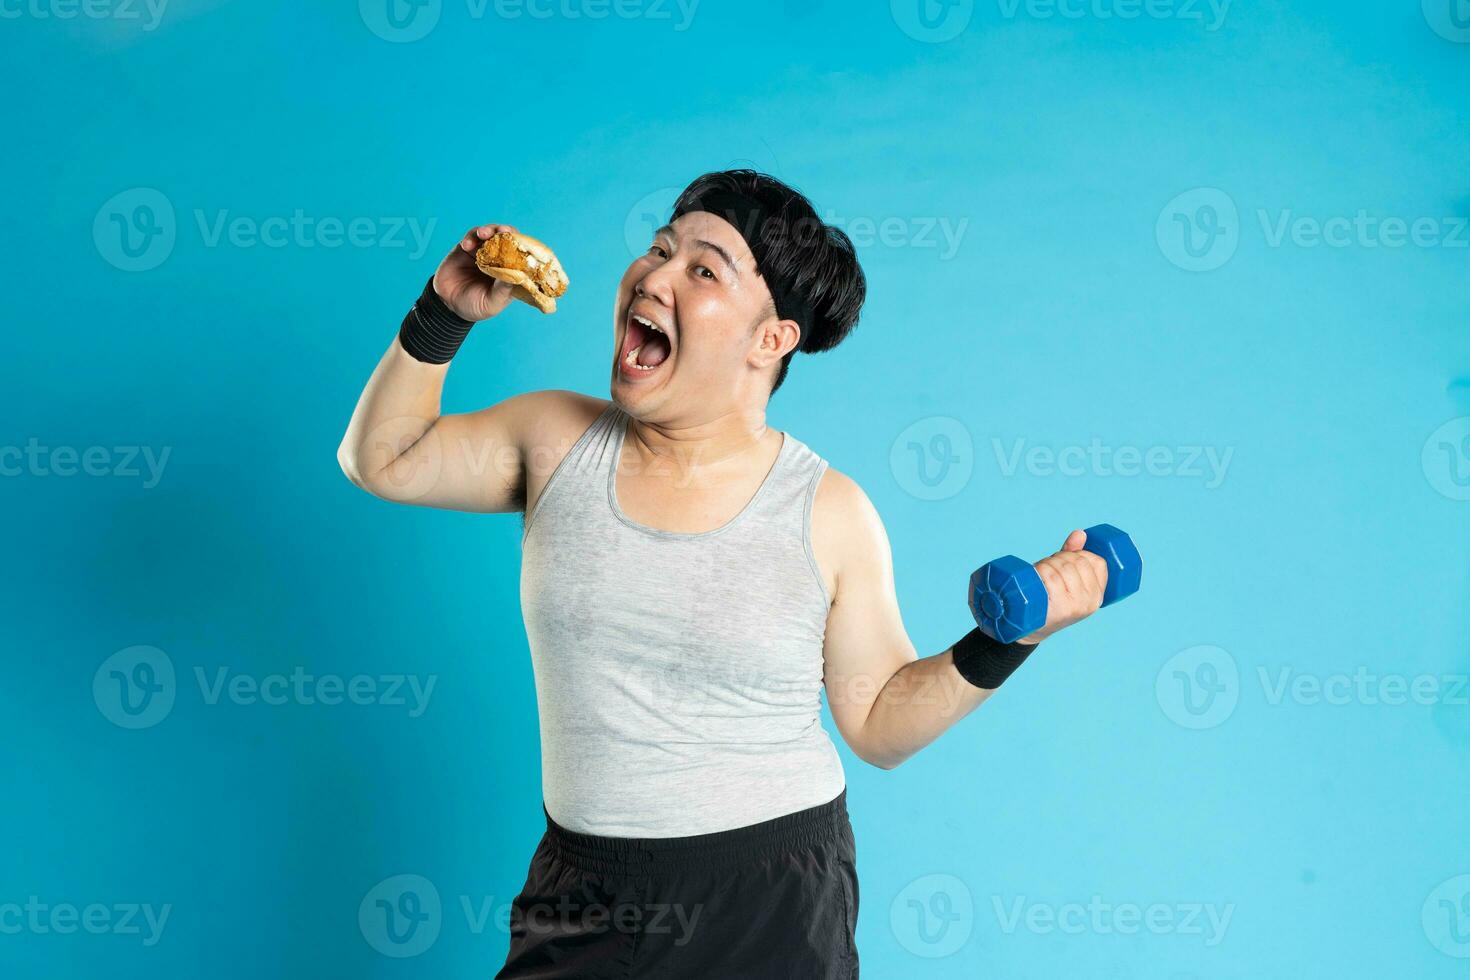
4, 0, 1469, 976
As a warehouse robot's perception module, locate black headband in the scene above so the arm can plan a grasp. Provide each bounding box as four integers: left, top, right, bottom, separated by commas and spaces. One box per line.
672, 189, 816, 338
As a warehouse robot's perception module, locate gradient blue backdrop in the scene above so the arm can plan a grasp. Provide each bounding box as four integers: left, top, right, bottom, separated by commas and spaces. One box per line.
4, 0, 1469, 976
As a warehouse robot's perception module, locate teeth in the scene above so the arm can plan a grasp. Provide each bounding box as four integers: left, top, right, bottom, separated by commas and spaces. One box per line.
623, 312, 667, 375
623, 345, 658, 371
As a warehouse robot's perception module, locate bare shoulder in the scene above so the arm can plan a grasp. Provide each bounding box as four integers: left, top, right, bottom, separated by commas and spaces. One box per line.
811, 466, 892, 600
513, 389, 609, 451
513, 390, 609, 515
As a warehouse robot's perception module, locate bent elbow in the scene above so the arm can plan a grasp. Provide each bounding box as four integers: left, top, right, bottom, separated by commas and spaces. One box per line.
854, 745, 907, 771
337, 441, 368, 490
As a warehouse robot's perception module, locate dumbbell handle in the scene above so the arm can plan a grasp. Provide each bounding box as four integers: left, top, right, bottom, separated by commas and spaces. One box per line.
968, 523, 1142, 643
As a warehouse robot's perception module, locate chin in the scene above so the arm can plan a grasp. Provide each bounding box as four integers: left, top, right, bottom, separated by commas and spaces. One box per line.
610, 377, 662, 416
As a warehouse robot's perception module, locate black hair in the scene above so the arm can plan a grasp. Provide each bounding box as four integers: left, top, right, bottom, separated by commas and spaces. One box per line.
671, 170, 865, 395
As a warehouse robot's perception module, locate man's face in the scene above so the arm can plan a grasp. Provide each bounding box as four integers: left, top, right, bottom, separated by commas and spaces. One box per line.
610, 211, 789, 420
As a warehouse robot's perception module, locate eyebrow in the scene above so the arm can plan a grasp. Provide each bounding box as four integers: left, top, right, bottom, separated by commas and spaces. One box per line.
693, 239, 739, 275
652, 224, 740, 276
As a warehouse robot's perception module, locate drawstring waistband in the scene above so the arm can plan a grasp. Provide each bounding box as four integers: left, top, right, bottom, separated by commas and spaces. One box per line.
543, 791, 850, 876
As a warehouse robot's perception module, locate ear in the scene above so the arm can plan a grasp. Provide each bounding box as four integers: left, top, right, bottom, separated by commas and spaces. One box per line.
749, 316, 802, 371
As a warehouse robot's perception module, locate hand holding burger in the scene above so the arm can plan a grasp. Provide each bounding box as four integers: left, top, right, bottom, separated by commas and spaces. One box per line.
432, 224, 570, 321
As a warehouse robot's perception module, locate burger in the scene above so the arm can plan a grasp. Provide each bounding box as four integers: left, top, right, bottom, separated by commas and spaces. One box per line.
474, 231, 569, 314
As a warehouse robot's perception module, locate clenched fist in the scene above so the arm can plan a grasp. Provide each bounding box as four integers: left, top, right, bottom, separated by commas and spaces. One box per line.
1016, 529, 1110, 645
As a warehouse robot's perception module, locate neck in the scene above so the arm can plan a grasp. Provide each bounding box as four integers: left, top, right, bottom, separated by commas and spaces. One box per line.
626, 408, 773, 475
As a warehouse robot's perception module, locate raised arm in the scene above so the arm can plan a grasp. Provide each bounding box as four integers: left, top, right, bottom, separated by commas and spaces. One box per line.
815, 470, 1108, 769
336, 223, 599, 512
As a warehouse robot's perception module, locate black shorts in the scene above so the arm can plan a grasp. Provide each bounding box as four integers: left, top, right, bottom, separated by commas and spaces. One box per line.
496, 791, 859, 979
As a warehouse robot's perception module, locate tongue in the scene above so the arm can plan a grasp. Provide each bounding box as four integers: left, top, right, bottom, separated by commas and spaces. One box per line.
636, 332, 671, 367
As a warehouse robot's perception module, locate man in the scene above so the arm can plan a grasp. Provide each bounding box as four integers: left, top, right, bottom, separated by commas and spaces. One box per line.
337, 170, 1111, 978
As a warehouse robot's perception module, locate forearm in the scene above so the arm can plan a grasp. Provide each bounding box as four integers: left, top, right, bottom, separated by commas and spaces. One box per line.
337, 339, 449, 486
848, 632, 1038, 769
337, 278, 472, 486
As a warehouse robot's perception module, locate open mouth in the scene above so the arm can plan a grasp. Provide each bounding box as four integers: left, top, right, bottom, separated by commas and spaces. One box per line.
619, 311, 673, 377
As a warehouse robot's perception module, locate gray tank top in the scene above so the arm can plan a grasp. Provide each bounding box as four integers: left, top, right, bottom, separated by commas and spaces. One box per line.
520, 402, 846, 838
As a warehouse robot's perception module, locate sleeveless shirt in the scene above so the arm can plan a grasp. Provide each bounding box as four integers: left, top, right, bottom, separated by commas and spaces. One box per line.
519, 402, 846, 837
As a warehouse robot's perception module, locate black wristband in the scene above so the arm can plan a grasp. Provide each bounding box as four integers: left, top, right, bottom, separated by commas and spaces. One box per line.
950, 627, 1038, 690
398, 277, 476, 364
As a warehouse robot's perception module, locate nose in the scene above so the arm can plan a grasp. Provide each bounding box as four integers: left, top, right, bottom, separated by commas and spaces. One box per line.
633, 267, 674, 310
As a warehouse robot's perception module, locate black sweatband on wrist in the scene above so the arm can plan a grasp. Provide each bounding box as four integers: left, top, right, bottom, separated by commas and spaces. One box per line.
950, 627, 1038, 690
398, 277, 476, 364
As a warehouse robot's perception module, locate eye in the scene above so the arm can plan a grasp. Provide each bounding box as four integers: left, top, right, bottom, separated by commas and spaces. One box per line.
694, 265, 716, 280
648, 244, 669, 259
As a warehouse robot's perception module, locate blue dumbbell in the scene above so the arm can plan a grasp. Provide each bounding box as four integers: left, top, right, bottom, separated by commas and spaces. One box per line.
968, 524, 1142, 643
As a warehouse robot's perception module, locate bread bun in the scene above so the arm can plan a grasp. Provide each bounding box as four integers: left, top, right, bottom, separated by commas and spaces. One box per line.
475, 231, 569, 314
